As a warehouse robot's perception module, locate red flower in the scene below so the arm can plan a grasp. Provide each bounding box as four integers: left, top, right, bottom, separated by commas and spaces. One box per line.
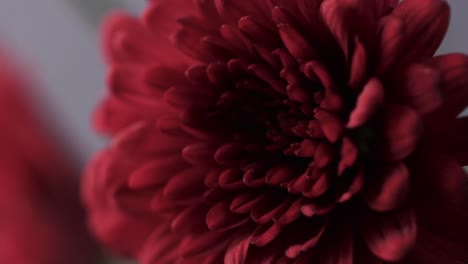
0, 51, 98, 263
83, 0, 468, 263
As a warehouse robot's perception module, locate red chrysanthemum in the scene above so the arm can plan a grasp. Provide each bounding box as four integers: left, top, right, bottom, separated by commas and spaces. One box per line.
0, 51, 98, 263
83, 0, 468, 263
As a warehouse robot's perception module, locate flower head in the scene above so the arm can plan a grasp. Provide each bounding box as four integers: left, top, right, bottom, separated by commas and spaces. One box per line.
0, 50, 98, 264
84, 0, 468, 263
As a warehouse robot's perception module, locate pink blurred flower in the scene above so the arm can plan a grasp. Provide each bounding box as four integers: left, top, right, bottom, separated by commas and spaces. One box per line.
84, 0, 468, 263
0, 50, 98, 264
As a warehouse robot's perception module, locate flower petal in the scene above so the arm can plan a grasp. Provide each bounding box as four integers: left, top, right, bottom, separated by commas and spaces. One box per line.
206, 200, 250, 231
163, 84, 216, 109
378, 104, 423, 161
101, 12, 152, 64
265, 164, 297, 185
171, 27, 213, 62
294, 139, 318, 158
144, 65, 187, 92
112, 121, 190, 155
391, 0, 450, 63
251, 192, 288, 224
163, 167, 206, 201
388, 64, 442, 115
348, 37, 367, 89
193, 0, 222, 26
274, 198, 302, 225
103, 10, 193, 66
135, 221, 178, 263
338, 167, 364, 203
93, 98, 144, 135
224, 234, 252, 264
144, 0, 196, 36
179, 231, 226, 257
314, 142, 335, 168
376, 15, 404, 74
248, 64, 287, 94
426, 53, 468, 119
296, 0, 324, 28
314, 109, 344, 143
365, 162, 410, 212
347, 78, 385, 128
251, 222, 283, 247
338, 137, 358, 175
303, 170, 330, 198
361, 207, 417, 262
171, 204, 207, 234
320, 0, 350, 59
239, 16, 280, 48
220, 24, 255, 57
215, 143, 246, 165
285, 220, 327, 258
230, 191, 266, 214
84, 156, 155, 257
214, 0, 272, 27
106, 66, 155, 100
219, 168, 245, 190
278, 23, 317, 62
321, 0, 379, 61
181, 143, 217, 165
303, 61, 337, 91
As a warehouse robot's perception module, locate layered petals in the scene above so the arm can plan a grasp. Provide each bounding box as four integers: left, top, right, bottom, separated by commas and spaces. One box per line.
84, 0, 468, 263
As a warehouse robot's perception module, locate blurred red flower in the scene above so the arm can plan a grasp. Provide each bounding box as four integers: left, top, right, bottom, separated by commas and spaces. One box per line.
0, 51, 98, 264
83, 0, 468, 263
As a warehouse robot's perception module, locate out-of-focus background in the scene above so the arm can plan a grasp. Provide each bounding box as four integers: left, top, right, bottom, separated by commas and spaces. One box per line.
0, 0, 145, 168
0, 2, 143, 263
0, 0, 466, 263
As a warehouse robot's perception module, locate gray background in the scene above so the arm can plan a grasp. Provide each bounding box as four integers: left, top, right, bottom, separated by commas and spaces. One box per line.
0, 0, 466, 263
0, 0, 145, 166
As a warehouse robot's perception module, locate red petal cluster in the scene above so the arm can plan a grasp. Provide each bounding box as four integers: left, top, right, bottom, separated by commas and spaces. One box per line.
0, 51, 98, 263
83, 0, 468, 263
